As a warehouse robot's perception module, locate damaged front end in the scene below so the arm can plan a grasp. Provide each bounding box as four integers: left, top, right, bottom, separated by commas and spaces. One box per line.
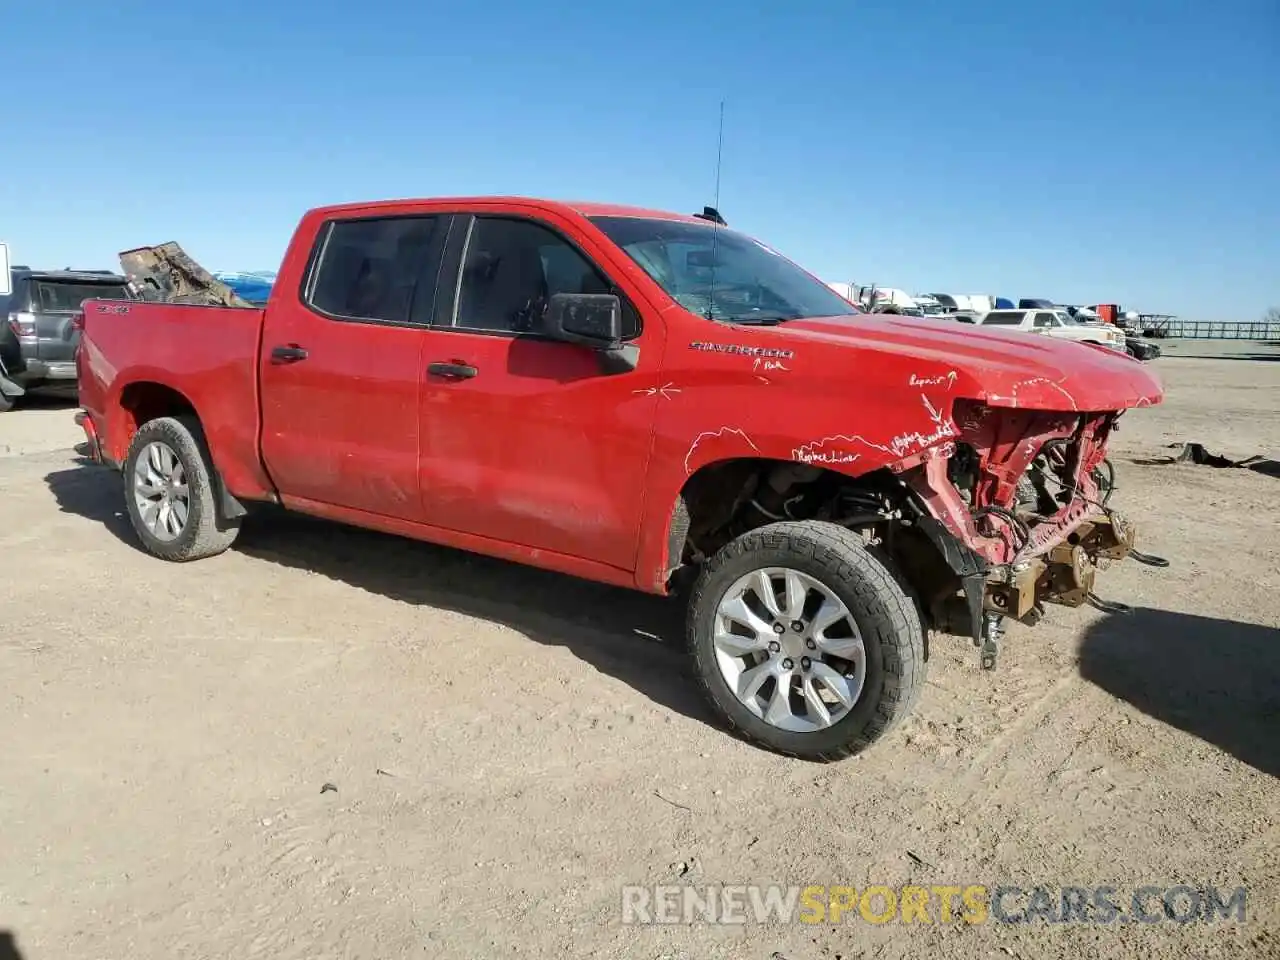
896, 399, 1148, 668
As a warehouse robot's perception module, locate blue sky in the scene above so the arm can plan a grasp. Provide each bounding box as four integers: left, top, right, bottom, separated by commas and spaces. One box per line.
3, 0, 1277, 319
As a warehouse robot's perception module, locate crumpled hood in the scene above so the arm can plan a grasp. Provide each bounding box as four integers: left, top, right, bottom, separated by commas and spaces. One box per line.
772, 314, 1164, 412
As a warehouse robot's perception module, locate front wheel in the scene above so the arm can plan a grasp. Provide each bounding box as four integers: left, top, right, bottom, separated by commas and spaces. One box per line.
122, 415, 242, 561
687, 521, 926, 761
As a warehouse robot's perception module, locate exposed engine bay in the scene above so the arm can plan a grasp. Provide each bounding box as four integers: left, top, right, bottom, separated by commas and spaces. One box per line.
677, 400, 1156, 669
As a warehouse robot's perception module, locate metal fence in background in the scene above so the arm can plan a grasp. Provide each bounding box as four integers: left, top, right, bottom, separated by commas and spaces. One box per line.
1141, 316, 1280, 340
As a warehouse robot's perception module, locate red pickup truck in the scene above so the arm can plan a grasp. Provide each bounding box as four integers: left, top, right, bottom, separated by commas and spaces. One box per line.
75, 196, 1164, 760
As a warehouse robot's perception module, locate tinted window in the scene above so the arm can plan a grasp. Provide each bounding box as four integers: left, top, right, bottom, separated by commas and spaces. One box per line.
591, 215, 857, 323
1033, 311, 1057, 328
981, 311, 1025, 325
307, 216, 442, 323
455, 217, 636, 337
32, 280, 129, 311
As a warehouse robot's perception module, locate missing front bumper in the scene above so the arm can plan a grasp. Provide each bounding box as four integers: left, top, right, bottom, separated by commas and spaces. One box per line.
928, 512, 1140, 643
984, 512, 1137, 619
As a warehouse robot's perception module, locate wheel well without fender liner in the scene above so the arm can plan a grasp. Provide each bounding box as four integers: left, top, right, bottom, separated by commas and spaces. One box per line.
667, 457, 961, 631
119, 382, 197, 435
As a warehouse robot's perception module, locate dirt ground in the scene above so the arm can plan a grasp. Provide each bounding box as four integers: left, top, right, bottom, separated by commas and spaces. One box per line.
1, 345, 1277, 960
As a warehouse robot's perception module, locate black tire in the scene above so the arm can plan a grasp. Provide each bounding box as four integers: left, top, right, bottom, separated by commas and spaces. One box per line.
0, 392, 15, 413
121, 415, 241, 561
687, 520, 926, 761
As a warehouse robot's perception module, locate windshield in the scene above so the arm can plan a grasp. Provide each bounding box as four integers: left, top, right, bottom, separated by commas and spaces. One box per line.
1055, 311, 1082, 325
33, 280, 129, 312
589, 216, 859, 323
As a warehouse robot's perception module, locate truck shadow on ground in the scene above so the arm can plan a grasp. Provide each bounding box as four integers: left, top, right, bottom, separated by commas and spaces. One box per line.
43, 464, 717, 730
0, 931, 23, 960
1078, 607, 1280, 779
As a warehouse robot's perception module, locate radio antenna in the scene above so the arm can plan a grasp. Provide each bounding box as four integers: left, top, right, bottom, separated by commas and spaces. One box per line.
706, 99, 725, 321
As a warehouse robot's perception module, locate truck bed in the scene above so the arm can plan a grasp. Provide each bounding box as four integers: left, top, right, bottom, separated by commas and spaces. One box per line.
77, 299, 275, 501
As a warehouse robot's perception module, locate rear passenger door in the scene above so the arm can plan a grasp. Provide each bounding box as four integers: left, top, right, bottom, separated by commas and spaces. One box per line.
414, 212, 662, 571
259, 213, 449, 521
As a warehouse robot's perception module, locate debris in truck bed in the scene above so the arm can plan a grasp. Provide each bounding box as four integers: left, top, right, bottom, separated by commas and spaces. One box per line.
117, 241, 256, 308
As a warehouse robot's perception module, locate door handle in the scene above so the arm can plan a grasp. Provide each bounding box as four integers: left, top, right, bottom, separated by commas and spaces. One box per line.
427, 361, 478, 380
270, 344, 309, 364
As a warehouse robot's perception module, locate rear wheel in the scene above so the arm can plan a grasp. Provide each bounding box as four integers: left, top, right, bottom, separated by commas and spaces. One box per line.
0, 393, 15, 413
687, 521, 926, 761
122, 415, 241, 561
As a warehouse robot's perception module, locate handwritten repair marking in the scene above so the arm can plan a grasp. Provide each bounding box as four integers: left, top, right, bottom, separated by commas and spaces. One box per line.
753, 358, 790, 372
793, 434, 891, 465
793, 395, 959, 466
798, 450, 861, 465
909, 371, 957, 389
632, 382, 681, 399
684, 427, 761, 475
988, 377, 1079, 412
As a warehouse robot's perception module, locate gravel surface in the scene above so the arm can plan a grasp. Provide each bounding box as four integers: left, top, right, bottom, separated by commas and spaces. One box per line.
1, 351, 1276, 960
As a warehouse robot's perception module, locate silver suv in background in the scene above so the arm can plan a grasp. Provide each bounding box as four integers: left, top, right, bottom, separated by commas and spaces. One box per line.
1, 266, 134, 410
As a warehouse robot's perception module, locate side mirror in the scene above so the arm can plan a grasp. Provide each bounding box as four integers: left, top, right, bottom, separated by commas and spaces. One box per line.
547, 292, 622, 347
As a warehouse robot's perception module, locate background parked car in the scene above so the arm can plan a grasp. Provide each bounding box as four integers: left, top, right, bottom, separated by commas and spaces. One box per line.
213, 271, 276, 306
1, 265, 134, 410
975, 307, 1128, 350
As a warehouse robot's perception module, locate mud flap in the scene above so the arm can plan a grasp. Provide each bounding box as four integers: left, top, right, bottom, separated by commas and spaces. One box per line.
212, 466, 248, 520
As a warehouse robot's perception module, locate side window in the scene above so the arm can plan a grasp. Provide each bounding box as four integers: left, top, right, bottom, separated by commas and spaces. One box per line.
306, 216, 442, 324
454, 216, 638, 337
1033, 311, 1056, 328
